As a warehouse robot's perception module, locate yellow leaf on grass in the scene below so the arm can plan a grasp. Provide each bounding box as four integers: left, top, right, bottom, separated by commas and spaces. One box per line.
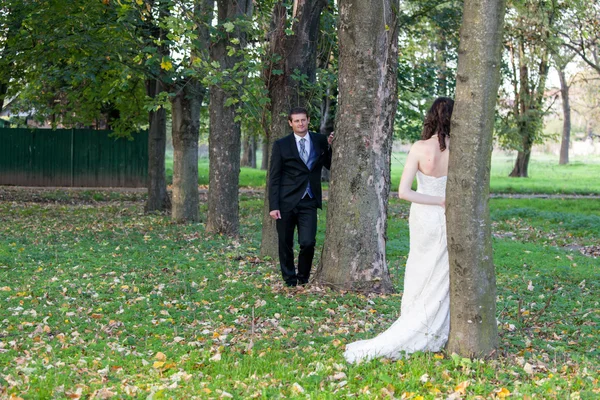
455, 380, 470, 394
496, 387, 511, 398
153, 361, 165, 369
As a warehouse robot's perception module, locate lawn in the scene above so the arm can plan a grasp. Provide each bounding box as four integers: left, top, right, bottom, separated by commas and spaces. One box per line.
166, 149, 600, 194
0, 189, 598, 398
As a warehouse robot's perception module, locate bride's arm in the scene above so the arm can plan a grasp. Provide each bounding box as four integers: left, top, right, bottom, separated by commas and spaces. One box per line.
398, 145, 445, 207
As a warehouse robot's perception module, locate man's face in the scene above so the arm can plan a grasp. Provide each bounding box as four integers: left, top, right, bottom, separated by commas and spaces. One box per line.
288, 113, 309, 136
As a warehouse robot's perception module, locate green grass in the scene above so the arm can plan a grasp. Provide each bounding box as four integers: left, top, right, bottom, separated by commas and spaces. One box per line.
0, 191, 598, 398
166, 150, 600, 194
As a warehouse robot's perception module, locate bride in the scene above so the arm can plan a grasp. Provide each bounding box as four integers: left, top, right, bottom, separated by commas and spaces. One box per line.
344, 97, 454, 363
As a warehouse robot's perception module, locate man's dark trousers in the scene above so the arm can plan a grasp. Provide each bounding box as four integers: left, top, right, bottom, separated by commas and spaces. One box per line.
276, 196, 317, 286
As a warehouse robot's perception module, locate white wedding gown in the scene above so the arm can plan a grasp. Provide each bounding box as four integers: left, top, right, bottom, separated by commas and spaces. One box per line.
344, 171, 450, 363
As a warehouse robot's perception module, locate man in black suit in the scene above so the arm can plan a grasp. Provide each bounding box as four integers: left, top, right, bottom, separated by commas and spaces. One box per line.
269, 107, 333, 287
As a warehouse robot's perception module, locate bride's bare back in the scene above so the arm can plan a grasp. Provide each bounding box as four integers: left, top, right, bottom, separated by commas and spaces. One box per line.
398, 135, 448, 207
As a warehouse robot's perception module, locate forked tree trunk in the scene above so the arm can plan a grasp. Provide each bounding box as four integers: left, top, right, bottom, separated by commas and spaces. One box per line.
557, 66, 571, 165
260, 0, 328, 258
446, 0, 505, 357
314, 0, 398, 293
145, 78, 171, 213
207, 0, 253, 235
171, 84, 202, 223
509, 18, 551, 178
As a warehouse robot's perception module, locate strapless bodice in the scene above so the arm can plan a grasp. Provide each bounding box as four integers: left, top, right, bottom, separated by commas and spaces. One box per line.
416, 170, 447, 197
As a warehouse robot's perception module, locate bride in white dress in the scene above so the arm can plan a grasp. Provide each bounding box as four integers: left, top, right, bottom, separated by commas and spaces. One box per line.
344, 97, 454, 363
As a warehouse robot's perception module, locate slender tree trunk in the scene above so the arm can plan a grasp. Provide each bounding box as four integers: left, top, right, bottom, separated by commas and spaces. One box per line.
143, 1, 171, 213
241, 135, 257, 168
145, 78, 171, 213
171, 83, 202, 223
260, 0, 328, 257
250, 136, 257, 168
207, 0, 252, 235
446, 0, 505, 358
241, 135, 253, 167
314, 0, 398, 293
261, 139, 269, 170
320, 83, 336, 182
558, 66, 571, 165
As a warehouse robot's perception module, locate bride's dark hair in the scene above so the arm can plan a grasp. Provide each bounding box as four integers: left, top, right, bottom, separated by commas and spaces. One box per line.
421, 97, 454, 151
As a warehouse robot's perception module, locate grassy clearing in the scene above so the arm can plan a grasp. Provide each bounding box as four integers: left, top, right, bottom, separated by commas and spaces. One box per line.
0, 191, 598, 398
166, 150, 600, 194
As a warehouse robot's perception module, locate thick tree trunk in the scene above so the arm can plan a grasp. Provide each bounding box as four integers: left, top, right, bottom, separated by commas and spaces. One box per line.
509, 142, 532, 177
314, 0, 398, 293
260, 0, 328, 257
446, 0, 505, 358
145, 78, 171, 213
171, 84, 202, 223
558, 66, 571, 165
208, 84, 241, 234
207, 0, 252, 236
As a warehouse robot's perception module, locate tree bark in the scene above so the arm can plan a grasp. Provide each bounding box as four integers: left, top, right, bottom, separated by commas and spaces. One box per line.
557, 65, 571, 165
143, 0, 171, 213
446, 0, 505, 358
260, 0, 328, 258
314, 0, 398, 293
145, 78, 171, 213
207, 0, 253, 236
171, 83, 202, 223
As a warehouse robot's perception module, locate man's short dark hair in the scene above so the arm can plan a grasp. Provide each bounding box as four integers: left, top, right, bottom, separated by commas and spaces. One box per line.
288, 107, 309, 121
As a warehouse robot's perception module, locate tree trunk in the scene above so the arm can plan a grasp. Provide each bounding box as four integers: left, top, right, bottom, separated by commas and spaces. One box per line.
250, 136, 257, 168
0, 83, 7, 113
320, 82, 336, 182
145, 78, 171, 213
171, 83, 202, 223
509, 22, 551, 178
143, 1, 171, 213
446, 0, 505, 358
314, 0, 398, 293
207, 0, 252, 236
558, 66, 571, 165
261, 139, 268, 170
260, 0, 328, 258
241, 135, 257, 168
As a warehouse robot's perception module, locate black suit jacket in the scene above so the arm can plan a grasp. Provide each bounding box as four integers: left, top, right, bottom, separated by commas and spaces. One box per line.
269, 132, 332, 212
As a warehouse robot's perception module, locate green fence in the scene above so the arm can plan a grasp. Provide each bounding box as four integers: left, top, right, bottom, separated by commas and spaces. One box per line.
0, 128, 148, 187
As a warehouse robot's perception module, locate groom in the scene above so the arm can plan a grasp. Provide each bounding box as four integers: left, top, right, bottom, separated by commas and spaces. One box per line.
268, 107, 333, 287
